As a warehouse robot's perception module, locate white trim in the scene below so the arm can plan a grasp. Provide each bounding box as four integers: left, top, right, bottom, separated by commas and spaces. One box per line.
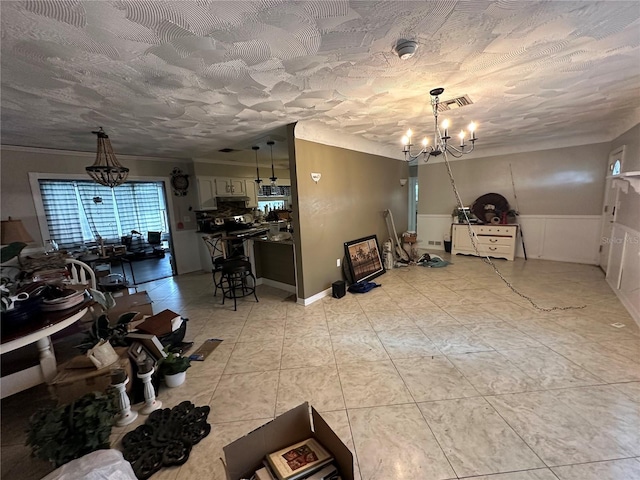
4, 145, 187, 162
417, 214, 602, 264
297, 287, 331, 306
28, 172, 177, 245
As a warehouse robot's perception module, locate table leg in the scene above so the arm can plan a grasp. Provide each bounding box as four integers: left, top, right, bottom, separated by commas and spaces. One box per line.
36, 336, 58, 383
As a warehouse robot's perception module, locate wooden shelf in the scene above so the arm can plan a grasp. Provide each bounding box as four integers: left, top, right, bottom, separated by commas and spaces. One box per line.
612, 171, 640, 194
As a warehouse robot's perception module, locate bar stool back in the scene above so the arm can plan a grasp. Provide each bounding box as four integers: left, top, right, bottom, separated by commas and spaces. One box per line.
219, 259, 258, 311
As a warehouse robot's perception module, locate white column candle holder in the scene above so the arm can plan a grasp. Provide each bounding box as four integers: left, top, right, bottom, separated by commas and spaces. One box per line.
114, 376, 138, 427
137, 367, 161, 415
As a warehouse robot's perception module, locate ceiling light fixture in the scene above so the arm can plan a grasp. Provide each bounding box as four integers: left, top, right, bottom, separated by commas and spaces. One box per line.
252, 146, 262, 185
86, 127, 129, 188
267, 141, 277, 187
401, 88, 478, 161
395, 40, 418, 60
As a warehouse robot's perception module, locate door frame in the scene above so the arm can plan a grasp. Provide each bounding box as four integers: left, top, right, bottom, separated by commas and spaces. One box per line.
599, 145, 625, 272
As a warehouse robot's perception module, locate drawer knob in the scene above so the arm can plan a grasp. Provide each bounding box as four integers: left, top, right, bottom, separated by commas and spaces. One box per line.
490, 238, 498, 243
489, 246, 497, 251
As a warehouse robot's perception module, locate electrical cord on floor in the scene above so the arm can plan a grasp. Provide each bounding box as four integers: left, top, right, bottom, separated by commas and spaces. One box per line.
441, 148, 586, 312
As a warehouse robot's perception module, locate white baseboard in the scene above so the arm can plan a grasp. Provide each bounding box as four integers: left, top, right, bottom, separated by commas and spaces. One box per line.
298, 287, 332, 306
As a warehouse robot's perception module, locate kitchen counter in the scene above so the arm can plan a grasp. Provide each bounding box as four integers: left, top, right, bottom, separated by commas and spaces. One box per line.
252, 236, 294, 245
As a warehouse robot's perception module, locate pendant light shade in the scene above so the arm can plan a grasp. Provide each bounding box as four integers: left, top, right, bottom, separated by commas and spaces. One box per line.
268, 141, 277, 187
86, 127, 129, 188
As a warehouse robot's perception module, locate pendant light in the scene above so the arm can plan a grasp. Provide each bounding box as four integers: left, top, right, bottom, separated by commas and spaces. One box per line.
253, 146, 262, 185
86, 127, 129, 187
267, 141, 278, 187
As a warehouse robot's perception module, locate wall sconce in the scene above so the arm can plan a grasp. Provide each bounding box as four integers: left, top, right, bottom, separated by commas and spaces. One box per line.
399, 179, 408, 187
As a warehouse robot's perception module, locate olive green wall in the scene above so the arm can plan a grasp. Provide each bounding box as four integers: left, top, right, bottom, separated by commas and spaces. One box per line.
418, 142, 611, 216
291, 137, 409, 300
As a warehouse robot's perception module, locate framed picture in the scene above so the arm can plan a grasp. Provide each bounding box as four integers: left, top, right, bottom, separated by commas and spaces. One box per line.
344, 234, 385, 284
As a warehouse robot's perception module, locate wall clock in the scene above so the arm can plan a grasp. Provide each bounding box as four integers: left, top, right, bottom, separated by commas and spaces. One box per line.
170, 168, 189, 196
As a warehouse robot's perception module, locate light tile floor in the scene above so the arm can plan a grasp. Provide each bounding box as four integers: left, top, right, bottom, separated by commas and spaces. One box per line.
3, 256, 640, 480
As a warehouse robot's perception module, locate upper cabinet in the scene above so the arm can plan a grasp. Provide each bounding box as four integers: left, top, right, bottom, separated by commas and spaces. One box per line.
214, 177, 246, 196
245, 180, 258, 208
197, 176, 217, 210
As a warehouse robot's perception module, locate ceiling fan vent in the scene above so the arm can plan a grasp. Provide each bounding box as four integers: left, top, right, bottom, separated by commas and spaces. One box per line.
437, 95, 473, 112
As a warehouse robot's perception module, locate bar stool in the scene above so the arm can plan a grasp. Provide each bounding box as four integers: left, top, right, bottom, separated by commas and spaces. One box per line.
218, 259, 258, 311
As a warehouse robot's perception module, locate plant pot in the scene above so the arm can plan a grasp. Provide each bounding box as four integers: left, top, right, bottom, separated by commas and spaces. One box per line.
164, 371, 186, 388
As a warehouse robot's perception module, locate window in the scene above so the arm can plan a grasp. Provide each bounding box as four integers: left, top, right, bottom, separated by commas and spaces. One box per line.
612, 159, 621, 176
39, 180, 167, 247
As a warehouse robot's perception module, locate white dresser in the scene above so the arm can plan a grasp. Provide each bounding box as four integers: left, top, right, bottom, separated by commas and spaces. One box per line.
452, 224, 518, 261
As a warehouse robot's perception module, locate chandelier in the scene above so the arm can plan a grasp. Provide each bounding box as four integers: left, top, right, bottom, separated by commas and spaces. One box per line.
253, 146, 262, 185
267, 141, 277, 186
86, 128, 129, 187
402, 87, 477, 161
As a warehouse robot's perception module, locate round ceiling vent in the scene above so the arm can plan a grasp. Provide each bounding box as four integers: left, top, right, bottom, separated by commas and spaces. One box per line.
395, 40, 418, 60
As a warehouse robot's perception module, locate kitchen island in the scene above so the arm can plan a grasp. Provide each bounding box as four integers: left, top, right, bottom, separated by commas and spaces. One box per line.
250, 237, 296, 292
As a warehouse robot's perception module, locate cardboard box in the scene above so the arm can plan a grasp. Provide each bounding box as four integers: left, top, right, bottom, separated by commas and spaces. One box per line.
135, 309, 181, 337
109, 291, 153, 322
49, 348, 132, 405
222, 403, 353, 480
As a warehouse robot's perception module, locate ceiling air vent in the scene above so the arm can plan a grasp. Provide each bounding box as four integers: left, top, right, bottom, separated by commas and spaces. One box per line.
218, 148, 238, 153
437, 95, 473, 112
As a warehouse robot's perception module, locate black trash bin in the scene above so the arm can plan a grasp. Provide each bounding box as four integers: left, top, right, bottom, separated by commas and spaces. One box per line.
444, 240, 452, 253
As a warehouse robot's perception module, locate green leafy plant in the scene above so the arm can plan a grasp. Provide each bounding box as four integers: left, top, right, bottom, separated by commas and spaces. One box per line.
26, 391, 117, 467
75, 289, 138, 353
158, 350, 191, 376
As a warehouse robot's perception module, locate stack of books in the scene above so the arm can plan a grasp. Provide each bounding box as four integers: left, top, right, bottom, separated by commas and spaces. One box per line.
252, 438, 340, 480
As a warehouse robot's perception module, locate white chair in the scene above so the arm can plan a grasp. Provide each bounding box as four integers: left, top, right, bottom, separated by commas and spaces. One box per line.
65, 258, 97, 290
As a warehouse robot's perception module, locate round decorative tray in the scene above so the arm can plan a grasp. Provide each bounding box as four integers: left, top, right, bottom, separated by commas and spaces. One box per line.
41, 289, 85, 311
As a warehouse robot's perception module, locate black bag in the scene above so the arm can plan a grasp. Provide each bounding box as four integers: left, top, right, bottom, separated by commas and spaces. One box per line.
348, 281, 381, 294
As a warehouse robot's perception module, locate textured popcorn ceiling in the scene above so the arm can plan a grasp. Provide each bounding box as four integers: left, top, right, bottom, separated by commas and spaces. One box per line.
1, 0, 639, 166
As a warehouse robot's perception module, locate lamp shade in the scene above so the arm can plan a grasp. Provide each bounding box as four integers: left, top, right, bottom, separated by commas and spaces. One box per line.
1, 217, 33, 245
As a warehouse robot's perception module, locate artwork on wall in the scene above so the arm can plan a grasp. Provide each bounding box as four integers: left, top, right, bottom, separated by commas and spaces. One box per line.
344, 234, 385, 284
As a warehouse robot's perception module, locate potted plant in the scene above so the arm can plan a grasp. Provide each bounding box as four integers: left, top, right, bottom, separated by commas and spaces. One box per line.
158, 350, 191, 388
75, 289, 138, 354
26, 391, 117, 467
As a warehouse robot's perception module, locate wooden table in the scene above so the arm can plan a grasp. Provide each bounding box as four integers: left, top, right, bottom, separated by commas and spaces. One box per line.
0, 299, 91, 398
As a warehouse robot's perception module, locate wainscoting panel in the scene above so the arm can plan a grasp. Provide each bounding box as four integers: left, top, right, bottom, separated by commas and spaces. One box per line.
417, 214, 601, 265
607, 224, 640, 324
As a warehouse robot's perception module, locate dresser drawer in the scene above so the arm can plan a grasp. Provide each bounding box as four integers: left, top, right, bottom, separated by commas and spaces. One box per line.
476, 235, 514, 246
474, 225, 517, 236
477, 244, 513, 256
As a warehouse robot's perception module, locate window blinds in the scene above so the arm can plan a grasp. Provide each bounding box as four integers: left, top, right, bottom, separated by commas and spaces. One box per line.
39, 180, 167, 247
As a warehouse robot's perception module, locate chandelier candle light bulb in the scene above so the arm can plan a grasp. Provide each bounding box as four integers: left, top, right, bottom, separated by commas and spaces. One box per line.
401, 87, 478, 161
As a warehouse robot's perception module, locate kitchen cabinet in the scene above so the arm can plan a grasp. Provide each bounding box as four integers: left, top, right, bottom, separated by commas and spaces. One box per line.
245, 180, 258, 208
196, 177, 217, 210
214, 177, 246, 196
452, 224, 518, 261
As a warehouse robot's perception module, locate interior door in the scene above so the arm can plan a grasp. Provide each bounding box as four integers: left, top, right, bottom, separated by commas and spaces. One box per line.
599, 177, 617, 271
